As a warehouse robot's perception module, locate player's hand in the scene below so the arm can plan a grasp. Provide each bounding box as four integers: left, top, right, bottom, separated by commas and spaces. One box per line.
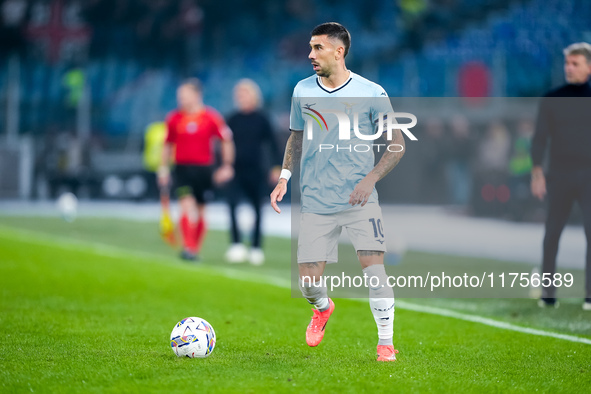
531, 174, 546, 201
270, 179, 287, 213
213, 164, 234, 185
350, 174, 377, 206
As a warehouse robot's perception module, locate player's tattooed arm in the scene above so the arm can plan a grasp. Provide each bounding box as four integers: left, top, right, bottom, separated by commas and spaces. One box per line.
281, 130, 303, 174
349, 129, 405, 206
271, 130, 302, 213
370, 128, 405, 181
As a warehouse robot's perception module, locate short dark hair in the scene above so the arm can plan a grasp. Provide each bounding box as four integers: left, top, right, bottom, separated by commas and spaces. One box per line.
181, 78, 203, 93
311, 22, 351, 58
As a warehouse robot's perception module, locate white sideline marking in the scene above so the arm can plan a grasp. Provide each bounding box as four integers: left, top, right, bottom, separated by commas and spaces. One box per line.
1, 225, 590, 346
243, 273, 591, 345
394, 301, 591, 345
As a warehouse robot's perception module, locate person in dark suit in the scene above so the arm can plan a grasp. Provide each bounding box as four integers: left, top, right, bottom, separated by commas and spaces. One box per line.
224, 79, 281, 265
531, 43, 591, 310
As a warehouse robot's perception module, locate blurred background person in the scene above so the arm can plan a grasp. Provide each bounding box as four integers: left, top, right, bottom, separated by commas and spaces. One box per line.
508, 118, 535, 221
142, 120, 168, 200
417, 117, 448, 204
531, 43, 591, 310
158, 79, 235, 261
45, 131, 90, 198
446, 114, 473, 207
477, 121, 511, 175
224, 78, 281, 265
472, 121, 511, 217
0, 0, 29, 57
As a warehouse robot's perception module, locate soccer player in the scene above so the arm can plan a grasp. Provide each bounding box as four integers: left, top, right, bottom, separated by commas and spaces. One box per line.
159, 78, 235, 261
270, 22, 407, 361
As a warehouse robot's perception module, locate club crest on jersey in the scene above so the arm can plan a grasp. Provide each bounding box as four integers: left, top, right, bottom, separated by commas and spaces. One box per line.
186, 122, 198, 134
341, 101, 356, 115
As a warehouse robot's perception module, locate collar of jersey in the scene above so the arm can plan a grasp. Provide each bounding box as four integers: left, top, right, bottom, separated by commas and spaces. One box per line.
316, 72, 353, 94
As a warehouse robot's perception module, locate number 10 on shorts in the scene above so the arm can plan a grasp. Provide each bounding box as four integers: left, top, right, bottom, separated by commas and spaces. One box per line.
369, 218, 384, 239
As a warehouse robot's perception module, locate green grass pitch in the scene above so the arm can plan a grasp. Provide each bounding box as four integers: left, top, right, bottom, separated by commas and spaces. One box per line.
0, 216, 590, 392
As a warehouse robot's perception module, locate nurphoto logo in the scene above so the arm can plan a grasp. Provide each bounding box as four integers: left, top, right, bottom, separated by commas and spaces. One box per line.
302, 104, 418, 153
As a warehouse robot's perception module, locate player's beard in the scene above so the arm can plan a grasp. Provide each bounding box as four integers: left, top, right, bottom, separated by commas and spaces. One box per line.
316, 67, 331, 78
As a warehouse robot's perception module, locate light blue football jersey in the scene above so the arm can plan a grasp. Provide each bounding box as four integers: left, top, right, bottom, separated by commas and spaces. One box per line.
290, 71, 394, 214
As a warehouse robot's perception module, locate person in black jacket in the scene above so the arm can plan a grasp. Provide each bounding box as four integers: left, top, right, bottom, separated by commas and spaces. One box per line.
224, 79, 281, 265
531, 42, 591, 310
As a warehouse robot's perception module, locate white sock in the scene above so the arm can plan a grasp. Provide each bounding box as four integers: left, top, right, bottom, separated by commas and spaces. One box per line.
299, 278, 330, 312
363, 264, 394, 346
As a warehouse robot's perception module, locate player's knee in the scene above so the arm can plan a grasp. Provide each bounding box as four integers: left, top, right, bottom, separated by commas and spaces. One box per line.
298, 261, 326, 279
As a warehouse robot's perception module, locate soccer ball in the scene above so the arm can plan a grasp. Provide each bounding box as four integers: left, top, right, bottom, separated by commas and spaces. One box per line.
56, 192, 78, 223
170, 317, 216, 358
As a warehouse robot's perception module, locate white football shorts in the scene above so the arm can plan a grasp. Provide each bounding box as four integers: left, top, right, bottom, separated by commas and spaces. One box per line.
297, 202, 387, 264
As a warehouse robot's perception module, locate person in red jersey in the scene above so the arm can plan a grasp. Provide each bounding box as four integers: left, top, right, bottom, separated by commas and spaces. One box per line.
158, 78, 235, 261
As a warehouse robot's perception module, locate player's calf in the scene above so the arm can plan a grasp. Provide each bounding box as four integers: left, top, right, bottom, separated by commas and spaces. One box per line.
363, 264, 395, 347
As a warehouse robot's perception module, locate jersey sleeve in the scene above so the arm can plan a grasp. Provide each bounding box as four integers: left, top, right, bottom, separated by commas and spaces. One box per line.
371, 86, 394, 134
208, 108, 233, 141
289, 85, 304, 131
164, 112, 178, 144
